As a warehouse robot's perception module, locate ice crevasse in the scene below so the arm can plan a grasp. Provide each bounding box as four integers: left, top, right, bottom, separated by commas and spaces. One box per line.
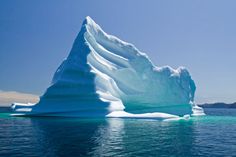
12, 16, 204, 119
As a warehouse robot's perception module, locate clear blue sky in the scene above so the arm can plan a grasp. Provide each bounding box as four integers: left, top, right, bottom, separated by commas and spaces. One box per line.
0, 0, 235, 103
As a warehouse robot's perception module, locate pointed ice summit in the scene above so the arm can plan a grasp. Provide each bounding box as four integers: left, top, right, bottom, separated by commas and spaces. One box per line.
12, 16, 204, 118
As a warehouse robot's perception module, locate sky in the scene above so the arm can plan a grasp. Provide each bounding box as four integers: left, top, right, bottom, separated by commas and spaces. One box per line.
0, 0, 236, 103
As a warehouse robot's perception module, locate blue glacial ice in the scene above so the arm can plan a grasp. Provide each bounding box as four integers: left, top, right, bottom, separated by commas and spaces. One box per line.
11, 16, 204, 119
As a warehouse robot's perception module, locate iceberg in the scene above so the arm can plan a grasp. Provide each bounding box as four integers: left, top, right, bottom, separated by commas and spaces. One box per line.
11, 16, 204, 118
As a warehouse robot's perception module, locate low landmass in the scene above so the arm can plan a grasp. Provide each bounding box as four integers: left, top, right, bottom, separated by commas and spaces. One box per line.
198, 102, 236, 108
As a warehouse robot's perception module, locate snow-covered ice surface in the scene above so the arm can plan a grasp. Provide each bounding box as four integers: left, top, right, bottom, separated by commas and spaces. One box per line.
11, 16, 204, 119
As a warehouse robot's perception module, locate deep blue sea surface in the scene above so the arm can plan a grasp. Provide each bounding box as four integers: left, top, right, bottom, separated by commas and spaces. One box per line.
0, 108, 236, 157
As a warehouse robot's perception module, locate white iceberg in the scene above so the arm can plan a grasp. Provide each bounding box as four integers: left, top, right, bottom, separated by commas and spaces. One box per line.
11, 16, 204, 118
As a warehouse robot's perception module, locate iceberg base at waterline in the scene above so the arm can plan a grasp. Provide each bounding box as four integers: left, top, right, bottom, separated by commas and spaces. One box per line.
11, 16, 205, 119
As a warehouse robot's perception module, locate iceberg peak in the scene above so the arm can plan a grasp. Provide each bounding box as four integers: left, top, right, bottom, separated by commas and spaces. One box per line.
11, 16, 204, 118
83, 16, 97, 28
82, 16, 103, 36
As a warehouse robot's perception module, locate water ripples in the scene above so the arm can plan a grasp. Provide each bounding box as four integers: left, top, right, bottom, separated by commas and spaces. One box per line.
0, 109, 236, 156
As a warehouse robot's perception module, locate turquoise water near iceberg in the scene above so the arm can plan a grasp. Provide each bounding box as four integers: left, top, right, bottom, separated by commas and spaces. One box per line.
0, 108, 236, 157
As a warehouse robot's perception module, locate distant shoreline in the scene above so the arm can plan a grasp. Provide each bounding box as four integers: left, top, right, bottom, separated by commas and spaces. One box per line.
198, 102, 236, 108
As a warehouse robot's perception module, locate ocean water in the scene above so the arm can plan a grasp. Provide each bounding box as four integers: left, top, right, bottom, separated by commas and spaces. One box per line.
0, 108, 236, 157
